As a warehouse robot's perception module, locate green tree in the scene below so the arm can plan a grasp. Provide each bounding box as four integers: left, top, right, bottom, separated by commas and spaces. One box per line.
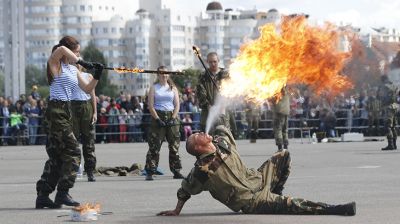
171, 68, 201, 93
25, 65, 48, 94
81, 42, 118, 96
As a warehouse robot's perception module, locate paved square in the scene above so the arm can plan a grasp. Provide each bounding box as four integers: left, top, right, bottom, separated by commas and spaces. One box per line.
0, 138, 399, 224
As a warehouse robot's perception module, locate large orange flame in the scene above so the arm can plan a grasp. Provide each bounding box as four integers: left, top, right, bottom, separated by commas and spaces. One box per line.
220, 16, 353, 103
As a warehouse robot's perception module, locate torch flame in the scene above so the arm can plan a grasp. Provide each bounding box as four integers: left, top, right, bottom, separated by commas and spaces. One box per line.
113, 67, 144, 74
72, 203, 101, 214
220, 15, 353, 104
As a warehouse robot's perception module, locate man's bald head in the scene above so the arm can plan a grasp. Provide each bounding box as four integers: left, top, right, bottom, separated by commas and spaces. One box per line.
185, 133, 216, 157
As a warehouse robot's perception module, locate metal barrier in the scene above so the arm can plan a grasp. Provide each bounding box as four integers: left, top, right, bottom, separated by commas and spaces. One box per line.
0, 108, 389, 145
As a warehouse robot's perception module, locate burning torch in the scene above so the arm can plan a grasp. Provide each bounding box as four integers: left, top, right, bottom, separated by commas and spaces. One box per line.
103, 66, 184, 75
192, 45, 219, 90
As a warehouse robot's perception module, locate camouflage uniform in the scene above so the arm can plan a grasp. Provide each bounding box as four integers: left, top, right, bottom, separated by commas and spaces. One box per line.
145, 110, 182, 175
245, 101, 261, 142
367, 95, 381, 136
71, 100, 96, 173
272, 87, 290, 150
36, 101, 81, 194
196, 69, 237, 136
177, 125, 345, 214
379, 78, 399, 150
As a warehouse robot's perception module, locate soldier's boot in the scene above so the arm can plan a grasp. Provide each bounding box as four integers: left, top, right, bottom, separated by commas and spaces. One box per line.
250, 131, 257, 143
54, 191, 80, 207
381, 139, 395, 151
277, 144, 283, 152
35, 192, 61, 209
326, 202, 356, 216
393, 138, 397, 150
145, 171, 154, 181
283, 144, 288, 150
87, 171, 96, 182
173, 170, 184, 179
271, 186, 283, 196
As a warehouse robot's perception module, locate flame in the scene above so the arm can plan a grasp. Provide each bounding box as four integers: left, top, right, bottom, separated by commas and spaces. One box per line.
72, 203, 101, 214
114, 67, 144, 74
220, 16, 353, 104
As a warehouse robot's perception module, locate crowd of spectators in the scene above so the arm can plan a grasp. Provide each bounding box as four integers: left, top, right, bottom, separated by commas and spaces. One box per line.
0, 83, 395, 146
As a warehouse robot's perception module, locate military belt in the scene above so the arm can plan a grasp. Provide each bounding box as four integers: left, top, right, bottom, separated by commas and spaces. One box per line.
48, 100, 70, 109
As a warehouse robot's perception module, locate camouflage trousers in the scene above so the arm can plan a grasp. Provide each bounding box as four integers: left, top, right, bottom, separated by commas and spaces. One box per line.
368, 114, 380, 136
145, 111, 182, 175
36, 101, 81, 194
273, 113, 289, 146
244, 151, 335, 214
384, 108, 397, 140
71, 100, 96, 172
247, 115, 260, 139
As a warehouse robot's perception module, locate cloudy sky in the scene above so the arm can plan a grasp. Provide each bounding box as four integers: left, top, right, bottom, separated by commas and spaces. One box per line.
124, 0, 400, 33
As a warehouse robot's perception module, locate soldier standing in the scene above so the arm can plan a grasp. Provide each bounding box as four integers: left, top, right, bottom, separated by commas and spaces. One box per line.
245, 101, 261, 143
144, 66, 184, 181
379, 75, 399, 150
157, 125, 356, 216
36, 36, 103, 208
195, 52, 237, 137
71, 67, 97, 182
367, 88, 381, 136
271, 86, 290, 151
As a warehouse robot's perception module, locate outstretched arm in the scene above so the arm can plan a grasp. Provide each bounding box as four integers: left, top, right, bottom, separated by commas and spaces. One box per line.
157, 199, 186, 216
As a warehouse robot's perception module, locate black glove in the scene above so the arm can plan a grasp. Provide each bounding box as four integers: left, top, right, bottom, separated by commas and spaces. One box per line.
77, 58, 94, 70
166, 118, 178, 126
156, 118, 166, 127
93, 62, 104, 80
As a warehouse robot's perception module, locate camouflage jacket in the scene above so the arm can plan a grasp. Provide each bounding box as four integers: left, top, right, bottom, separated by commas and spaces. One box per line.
379, 82, 399, 110
195, 69, 228, 110
271, 88, 290, 115
177, 125, 262, 212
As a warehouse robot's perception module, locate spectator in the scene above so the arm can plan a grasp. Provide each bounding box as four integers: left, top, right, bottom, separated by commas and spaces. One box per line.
7, 107, 27, 145
182, 113, 193, 140
119, 108, 128, 142
27, 99, 40, 145
1, 99, 10, 145
97, 107, 108, 143
107, 99, 120, 143
31, 85, 41, 100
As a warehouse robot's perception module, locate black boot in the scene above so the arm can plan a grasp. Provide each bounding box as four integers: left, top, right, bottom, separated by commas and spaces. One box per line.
326, 202, 356, 216
145, 174, 154, 181
381, 139, 395, 151
54, 191, 80, 207
283, 144, 288, 150
393, 138, 397, 150
277, 144, 283, 152
35, 193, 61, 209
250, 131, 257, 143
173, 171, 184, 179
87, 171, 96, 182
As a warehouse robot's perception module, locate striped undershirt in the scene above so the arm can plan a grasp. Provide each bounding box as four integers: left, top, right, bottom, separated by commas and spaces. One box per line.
71, 72, 91, 101
49, 62, 78, 101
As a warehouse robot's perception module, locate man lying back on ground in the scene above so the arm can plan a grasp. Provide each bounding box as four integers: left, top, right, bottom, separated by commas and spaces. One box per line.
158, 125, 356, 216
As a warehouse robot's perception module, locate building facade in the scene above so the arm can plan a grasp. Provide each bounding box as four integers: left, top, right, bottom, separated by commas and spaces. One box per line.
1, 0, 317, 97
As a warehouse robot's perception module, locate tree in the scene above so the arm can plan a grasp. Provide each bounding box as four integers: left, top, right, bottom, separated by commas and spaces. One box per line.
25, 65, 48, 94
171, 68, 201, 93
81, 42, 118, 96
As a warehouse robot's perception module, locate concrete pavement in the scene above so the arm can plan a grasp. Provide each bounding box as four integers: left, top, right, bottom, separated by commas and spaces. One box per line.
0, 138, 399, 224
